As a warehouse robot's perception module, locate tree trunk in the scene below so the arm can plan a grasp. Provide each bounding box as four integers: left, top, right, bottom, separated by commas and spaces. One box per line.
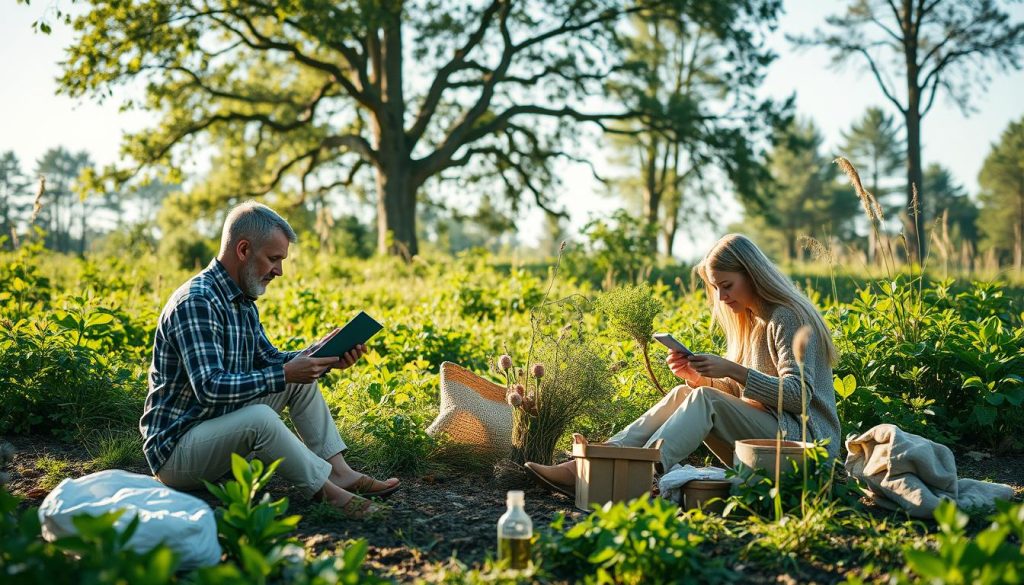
1014, 221, 1022, 274
0, 197, 9, 250
370, 10, 417, 257
375, 167, 417, 257
79, 199, 87, 256
903, 0, 925, 263
1016, 185, 1023, 274
662, 214, 678, 257
642, 138, 661, 253
905, 107, 925, 264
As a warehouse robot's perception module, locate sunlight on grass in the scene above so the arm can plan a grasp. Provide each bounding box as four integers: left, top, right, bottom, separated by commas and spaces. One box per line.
34, 455, 74, 491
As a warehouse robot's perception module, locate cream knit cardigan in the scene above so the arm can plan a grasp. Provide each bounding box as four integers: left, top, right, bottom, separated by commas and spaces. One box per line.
698, 304, 842, 460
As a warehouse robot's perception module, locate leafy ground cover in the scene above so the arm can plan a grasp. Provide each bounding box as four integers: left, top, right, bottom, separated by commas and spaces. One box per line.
3, 435, 1022, 583
1, 240, 1023, 582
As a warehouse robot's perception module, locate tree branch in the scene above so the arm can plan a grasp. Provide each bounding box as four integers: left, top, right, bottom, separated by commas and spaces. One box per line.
322, 134, 378, 163
920, 68, 942, 116
253, 145, 322, 196
856, 46, 907, 113
210, 12, 382, 114
407, 0, 504, 147
144, 64, 300, 106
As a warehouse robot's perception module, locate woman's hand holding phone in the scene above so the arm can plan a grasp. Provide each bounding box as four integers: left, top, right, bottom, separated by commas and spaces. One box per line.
666, 351, 702, 385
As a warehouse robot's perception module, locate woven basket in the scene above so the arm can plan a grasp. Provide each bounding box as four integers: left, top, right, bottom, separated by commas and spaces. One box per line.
426, 362, 513, 456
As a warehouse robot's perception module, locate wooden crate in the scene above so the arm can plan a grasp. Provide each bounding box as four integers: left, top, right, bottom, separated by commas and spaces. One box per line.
571, 435, 662, 512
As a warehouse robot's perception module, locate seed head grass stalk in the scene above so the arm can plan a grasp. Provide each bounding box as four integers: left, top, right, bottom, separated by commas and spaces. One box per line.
794, 325, 811, 517
774, 373, 784, 522
30, 176, 45, 225
524, 241, 567, 404
506, 242, 614, 465
835, 157, 930, 344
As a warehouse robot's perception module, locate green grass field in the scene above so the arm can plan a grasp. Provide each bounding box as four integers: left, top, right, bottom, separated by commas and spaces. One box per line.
1, 240, 1023, 583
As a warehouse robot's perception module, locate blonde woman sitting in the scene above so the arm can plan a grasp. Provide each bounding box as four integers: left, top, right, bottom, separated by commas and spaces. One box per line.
525, 234, 841, 495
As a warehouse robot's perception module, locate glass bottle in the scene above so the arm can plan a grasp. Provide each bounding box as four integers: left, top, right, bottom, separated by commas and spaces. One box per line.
497, 490, 532, 569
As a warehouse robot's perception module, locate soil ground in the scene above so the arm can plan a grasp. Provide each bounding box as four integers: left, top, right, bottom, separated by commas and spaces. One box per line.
4, 435, 1022, 583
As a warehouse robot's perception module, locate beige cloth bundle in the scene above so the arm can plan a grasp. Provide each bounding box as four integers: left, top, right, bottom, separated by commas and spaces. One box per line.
426, 362, 513, 456
845, 424, 1014, 518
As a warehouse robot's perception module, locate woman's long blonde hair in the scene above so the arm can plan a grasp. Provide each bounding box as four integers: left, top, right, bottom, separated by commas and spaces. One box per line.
693, 234, 837, 366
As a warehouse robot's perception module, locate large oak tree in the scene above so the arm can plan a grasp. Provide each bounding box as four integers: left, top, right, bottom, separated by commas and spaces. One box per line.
50, 0, 681, 256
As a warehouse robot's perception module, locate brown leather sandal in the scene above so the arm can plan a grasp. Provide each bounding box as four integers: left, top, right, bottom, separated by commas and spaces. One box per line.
343, 474, 402, 499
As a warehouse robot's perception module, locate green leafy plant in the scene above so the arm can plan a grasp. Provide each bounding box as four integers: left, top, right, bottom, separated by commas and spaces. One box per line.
0, 319, 144, 440
832, 279, 1024, 447
203, 454, 302, 581
0, 484, 179, 584
595, 283, 666, 395
201, 455, 386, 584
725, 442, 863, 520
572, 209, 660, 287
541, 495, 723, 584
55, 511, 180, 585
1, 454, 384, 585
899, 499, 1024, 585
428, 556, 539, 584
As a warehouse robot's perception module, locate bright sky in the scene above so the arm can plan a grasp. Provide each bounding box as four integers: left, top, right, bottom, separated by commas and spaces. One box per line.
2, 1, 1023, 260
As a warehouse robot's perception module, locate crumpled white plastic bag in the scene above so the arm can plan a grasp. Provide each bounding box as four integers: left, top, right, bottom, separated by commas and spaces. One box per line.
38, 469, 221, 569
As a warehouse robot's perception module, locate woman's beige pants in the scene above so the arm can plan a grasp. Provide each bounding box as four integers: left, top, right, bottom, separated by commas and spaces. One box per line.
155, 382, 346, 498
606, 384, 780, 469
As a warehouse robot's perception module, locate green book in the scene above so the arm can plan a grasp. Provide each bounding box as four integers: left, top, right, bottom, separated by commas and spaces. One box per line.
310, 311, 383, 358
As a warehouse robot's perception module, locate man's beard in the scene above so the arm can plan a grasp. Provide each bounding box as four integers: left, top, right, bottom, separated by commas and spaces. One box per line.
240, 261, 268, 298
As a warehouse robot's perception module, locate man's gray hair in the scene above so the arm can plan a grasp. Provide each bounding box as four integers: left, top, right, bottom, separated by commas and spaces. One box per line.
219, 201, 297, 254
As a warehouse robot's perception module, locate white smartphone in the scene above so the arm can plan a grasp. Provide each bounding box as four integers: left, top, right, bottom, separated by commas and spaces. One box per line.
652, 333, 694, 356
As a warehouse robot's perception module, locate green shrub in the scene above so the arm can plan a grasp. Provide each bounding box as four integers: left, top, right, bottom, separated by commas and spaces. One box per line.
566, 209, 660, 287
831, 277, 1024, 447
725, 442, 863, 520
899, 499, 1024, 585
0, 320, 144, 440
541, 496, 725, 584
595, 283, 667, 395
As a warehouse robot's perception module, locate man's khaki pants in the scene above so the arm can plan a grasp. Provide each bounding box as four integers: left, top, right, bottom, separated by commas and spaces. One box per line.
606, 384, 779, 470
156, 382, 345, 498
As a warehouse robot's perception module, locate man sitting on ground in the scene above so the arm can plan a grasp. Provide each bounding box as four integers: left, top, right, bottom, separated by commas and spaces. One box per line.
140, 201, 399, 518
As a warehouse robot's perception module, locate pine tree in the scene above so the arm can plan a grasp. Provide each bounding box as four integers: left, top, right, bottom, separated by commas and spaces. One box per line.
840, 107, 904, 263
978, 117, 1024, 273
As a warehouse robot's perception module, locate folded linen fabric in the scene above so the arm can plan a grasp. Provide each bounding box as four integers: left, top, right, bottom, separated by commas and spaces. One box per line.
845, 424, 1014, 518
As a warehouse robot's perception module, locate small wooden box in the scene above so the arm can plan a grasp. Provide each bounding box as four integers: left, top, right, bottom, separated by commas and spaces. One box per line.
571, 436, 662, 512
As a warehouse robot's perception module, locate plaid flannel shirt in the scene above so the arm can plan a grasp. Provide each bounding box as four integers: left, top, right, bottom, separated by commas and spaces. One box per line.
140, 259, 300, 473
